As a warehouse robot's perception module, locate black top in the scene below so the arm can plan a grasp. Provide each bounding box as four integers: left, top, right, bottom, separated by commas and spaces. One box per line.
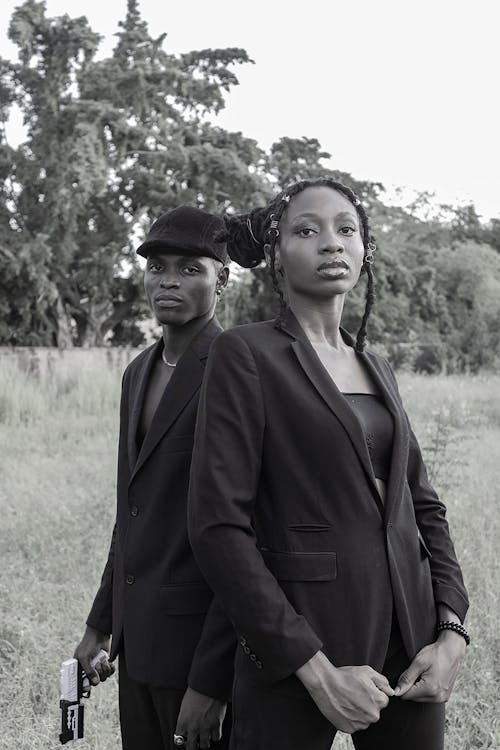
343, 393, 394, 481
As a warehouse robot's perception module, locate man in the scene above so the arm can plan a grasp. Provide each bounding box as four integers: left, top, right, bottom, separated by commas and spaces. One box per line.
75, 206, 234, 750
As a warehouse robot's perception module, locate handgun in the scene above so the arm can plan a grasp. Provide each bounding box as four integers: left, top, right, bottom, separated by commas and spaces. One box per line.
59, 649, 108, 746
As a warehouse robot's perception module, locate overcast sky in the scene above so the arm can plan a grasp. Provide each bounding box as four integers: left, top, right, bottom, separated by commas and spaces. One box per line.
2, 0, 499, 220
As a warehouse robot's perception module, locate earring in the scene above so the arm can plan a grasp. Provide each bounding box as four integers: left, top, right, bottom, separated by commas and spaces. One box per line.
216, 287, 223, 296
364, 241, 376, 265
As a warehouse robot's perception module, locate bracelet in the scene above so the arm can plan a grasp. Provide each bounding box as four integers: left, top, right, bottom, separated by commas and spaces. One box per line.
436, 620, 470, 646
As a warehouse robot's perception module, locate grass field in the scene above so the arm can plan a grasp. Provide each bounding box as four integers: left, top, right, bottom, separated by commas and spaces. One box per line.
0, 350, 499, 749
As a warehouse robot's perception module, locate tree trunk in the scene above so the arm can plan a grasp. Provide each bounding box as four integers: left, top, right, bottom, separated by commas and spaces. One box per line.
79, 298, 113, 347
55, 295, 74, 349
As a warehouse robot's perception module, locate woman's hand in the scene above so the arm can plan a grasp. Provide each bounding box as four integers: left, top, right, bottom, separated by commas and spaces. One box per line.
296, 651, 394, 734
175, 687, 227, 750
394, 630, 466, 702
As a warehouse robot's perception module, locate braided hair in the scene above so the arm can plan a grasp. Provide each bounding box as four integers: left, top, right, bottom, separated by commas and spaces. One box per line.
223, 177, 377, 352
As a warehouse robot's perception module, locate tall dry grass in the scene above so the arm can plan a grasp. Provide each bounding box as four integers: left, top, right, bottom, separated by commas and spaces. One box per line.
0, 351, 498, 749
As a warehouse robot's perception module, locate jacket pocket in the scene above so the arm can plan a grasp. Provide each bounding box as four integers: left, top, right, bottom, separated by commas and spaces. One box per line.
288, 524, 334, 533
260, 550, 337, 581
160, 582, 213, 615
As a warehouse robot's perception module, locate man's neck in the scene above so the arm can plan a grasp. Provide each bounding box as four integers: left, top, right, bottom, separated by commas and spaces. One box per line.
161, 313, 214, 362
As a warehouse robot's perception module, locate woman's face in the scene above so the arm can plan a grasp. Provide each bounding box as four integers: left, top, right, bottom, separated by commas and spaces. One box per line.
275, 186, 365, 301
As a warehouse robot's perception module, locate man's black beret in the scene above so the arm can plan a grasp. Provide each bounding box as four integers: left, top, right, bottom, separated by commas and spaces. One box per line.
136, 205, 228, 264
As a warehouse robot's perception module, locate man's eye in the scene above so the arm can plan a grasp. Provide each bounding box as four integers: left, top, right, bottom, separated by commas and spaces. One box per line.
149, 264, 163, 272
184, 266, 200, 274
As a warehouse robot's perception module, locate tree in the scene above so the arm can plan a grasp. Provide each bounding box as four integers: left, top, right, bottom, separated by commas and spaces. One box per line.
2, 2, 500, 370
0, 0, 265, 346
0, 1, 103, 345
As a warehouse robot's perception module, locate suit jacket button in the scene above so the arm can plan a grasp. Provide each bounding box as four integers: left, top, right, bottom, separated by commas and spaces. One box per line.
255, 660, 263, 669
130, 506, 139, 517
243, 646, 251, 655
125, 574, 135, 585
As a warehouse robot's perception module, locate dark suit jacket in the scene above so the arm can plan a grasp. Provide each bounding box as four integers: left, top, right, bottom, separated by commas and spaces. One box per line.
188, 309, 469, 686
87, 318, 235, 697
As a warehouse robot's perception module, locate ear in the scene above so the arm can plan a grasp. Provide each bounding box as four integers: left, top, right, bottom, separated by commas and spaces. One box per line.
216, 266, 230, 292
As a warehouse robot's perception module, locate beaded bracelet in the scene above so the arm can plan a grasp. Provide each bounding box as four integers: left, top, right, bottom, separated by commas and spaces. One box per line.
436, 620, 470, 646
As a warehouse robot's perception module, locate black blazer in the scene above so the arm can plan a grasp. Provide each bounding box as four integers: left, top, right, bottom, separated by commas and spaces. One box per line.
87, 319, 235, 697
188, 309, 468, 686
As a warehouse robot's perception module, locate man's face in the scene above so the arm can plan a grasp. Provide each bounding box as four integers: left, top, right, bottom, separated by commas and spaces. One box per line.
144, 252, 223, 326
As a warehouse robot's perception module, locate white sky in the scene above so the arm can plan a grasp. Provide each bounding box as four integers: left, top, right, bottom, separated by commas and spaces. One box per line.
1, 0, 499, 220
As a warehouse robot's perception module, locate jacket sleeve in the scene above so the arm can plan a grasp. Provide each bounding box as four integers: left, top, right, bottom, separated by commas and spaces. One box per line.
85, 366, 131, 635
188, 331, 323, 685
383, 359, 469, 622
406, 422, 469, 622
86, 523, 116, 635
188, 597, 236, 701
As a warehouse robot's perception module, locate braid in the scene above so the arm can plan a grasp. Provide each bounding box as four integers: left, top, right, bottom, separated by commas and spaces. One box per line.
261, 192, 291, 321
268, 243, 287, 317
355, 260, 376, 352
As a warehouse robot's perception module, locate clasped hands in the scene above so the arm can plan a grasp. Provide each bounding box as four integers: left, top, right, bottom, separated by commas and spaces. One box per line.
75, 626, 465, 741
296, 631, 466, 734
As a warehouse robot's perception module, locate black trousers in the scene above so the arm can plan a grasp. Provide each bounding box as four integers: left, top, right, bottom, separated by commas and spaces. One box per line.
230, 627, 445, 750
118, 650, 231, 750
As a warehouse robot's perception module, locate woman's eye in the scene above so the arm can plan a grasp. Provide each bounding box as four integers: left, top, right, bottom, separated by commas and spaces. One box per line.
297, 227, 316, 237
339, 226, 356, 236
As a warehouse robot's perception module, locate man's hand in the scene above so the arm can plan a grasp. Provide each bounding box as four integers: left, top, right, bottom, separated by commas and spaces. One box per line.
296, 651, 394, 734
74, 625, 114, 687
394, 630, 466, 702
175, 687, 227, 750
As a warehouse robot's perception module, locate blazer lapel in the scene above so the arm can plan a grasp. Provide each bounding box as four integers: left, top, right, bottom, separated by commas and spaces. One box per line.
358, 351, 409, 521
279, 310, 383, 515
127, 339, 162, 472
290, 339, 384, 515
129, 318, 222, 484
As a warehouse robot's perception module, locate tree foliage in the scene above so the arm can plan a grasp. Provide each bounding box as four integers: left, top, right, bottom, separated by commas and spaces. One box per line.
1, 1, 499, 371
0, 0, 266, 346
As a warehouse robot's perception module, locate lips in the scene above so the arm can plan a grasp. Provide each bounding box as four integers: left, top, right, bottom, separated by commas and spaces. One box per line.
317, 260, 349, 271
155, 295, 183, 307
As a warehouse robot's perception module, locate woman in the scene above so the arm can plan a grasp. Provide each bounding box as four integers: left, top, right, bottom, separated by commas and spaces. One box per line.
187, 178, 469, 749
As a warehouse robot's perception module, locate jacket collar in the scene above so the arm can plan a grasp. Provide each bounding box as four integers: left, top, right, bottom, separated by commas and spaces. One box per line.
277, 308, 407, 519
128, 317, 222, 482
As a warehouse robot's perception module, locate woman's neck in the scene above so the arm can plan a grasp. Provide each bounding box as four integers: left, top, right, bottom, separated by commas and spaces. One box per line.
288, 292, 347, 350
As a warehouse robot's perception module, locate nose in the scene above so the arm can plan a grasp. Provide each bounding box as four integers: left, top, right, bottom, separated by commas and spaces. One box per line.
159, 276, 181, 289
318, 230, 344, 254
